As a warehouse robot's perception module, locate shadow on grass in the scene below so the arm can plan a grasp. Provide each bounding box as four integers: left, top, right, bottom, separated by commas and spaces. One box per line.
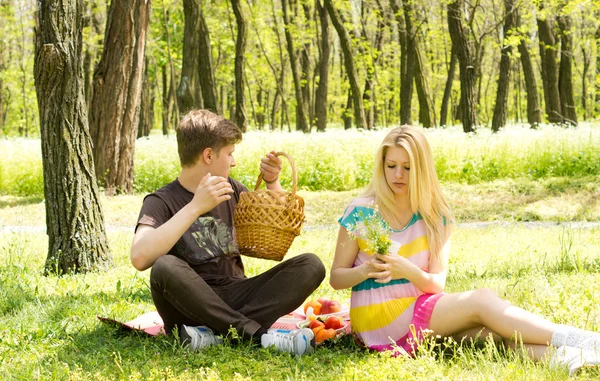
0, 195, 44, 208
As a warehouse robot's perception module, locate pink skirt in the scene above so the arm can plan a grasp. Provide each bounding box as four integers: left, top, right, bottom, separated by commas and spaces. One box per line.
366, 293, 444, 355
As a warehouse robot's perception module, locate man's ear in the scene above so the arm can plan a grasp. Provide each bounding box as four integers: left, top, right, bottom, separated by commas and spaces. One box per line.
202, 147, 213, 164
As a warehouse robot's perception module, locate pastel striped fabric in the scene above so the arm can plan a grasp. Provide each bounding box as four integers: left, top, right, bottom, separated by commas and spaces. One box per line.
338, 197, 439, 353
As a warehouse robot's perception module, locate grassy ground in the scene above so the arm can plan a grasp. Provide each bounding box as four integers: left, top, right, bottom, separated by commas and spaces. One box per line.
1, 185, 600, 380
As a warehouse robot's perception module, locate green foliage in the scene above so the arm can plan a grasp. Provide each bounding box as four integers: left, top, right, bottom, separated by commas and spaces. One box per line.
2, 124, 600, 197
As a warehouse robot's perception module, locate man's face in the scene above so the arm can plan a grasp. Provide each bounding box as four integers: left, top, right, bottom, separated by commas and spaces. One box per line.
210, 144, 236, 177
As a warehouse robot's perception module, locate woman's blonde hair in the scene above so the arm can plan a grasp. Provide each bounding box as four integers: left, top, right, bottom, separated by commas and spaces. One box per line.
361, 125, 453, 259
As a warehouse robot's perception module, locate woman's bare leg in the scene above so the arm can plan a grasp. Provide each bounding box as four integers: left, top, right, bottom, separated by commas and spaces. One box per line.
450, 326, 551, 361
428, 289, 558, 347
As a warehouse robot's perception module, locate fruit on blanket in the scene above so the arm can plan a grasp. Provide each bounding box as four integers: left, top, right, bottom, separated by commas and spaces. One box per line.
309, 319, 325, 330
315, 328, 336, 343
317, 297, 330, 304
303, 299, 322, 316
324, 316, 344, 330
320, 299, 341, 315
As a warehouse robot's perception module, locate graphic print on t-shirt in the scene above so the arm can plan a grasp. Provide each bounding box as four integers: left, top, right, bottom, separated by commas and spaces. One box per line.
190, 216, 238, 260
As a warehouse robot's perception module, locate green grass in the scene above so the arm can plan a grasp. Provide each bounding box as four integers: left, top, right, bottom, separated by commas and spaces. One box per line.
2, 124, 600, 196
1, 225, 600, 380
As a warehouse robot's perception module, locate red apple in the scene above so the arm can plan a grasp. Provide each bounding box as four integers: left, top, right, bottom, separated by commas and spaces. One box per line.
324, 316, 344, 330
320, 299, 341, 315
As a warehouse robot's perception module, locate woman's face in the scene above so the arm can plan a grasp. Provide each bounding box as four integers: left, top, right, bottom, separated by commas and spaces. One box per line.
384, 145, 410, 196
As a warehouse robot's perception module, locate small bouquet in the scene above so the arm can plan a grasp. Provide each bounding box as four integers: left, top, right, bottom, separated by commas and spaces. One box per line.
347, 207, 395, 256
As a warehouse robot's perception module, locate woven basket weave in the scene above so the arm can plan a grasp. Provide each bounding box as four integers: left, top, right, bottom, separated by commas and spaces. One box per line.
234, 152, 304, 261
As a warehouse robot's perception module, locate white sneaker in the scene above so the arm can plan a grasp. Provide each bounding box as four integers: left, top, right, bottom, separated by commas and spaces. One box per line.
551, 345, 600, 374
180, 325, 223, 351
260, 328, 315, 356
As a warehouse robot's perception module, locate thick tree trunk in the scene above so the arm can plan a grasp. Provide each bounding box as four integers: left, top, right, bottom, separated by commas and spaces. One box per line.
34, 0, 111, 275
447, 0, 478, 132
314, 0, 330, 132
409, 11, 435, 127
231, 0, 248, 131
138, 57, 154, 138
281, 0, 309, 132
537, 16, 562, 124
518, 39, 543, 127
557, 15, 577, 126
89, 0, 151, 194
177, 0, 204, 114
324, 0, 366, 129
440, 47, 457, 127
491, 0, 516, 132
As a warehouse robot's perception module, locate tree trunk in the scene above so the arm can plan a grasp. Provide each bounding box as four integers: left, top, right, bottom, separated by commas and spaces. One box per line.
362, 3, 384, 131
557, 15, 577, 125
409, 5, 435, 128
231, 0, 248, 131
138, 57, 154, 138
390, 0, 408, 125
447, 0, 478, 132
582, 46, 590, 120
89, 0, 151, 194
34, 0, 111, 275
281, 0, 309, 132
537, 16, 562, 124
595, 26, 600, 117
344, 88, 353, 129
177, 0, 205, 114
161, 64, 170, 135
491, 0, 516, 132
515, 8, 542, 127
324, 0, 366, 129
314, 0, 330, 132
440, 46, 457, 127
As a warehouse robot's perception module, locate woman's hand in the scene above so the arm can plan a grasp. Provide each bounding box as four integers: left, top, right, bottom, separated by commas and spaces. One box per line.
367, 254, 418, 283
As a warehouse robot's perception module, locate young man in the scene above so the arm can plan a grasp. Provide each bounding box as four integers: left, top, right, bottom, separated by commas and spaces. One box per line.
131, 110, 325, 355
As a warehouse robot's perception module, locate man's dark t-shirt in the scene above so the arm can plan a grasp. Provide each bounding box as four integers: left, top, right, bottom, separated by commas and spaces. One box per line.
136, 178, 248, 284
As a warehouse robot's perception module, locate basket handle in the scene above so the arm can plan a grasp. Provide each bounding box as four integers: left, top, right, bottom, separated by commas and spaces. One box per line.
253, 151, 297, 197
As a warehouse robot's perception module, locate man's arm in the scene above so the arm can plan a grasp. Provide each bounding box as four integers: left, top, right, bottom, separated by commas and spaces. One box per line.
130, 175, 234, 271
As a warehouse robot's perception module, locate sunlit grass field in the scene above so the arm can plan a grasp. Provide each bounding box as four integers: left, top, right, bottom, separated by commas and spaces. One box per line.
1, 124, 600, 379
1, 124, 600, 196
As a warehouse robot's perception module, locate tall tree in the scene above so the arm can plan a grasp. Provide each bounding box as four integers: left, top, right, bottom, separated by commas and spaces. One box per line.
439, 46, 457, 127
595, 24, 600, 117
177, 0, 205, 114
314, 0, 330, 132
491, 0, 516, 132
281, 0, 309, 132
557, 14, 577, 125
537, 12, 562, 123
231, 0, 248, 131
324, 0, 366, 129
89, 0, 151, 194
447, 0, 478, 132
138, 57, 154, 138
34, 0, 111, 275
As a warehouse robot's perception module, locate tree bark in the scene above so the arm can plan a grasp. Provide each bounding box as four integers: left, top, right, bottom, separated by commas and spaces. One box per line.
440, 46, 457, 127
281, 0, 309, 132
447, 0, 478, 132
177, 0, 204, 114
324, 0, 366, 129
491, 0, 516, 132
138, 57, 154, 138
595, 26, 600, 117
557, 15, 577, 125
34, 0, 111, 275
161, 64, 170, 135
231, 0, 248, 131
314, 0, 330, 132
537, 15, 562, 124
89, 0, 151, 194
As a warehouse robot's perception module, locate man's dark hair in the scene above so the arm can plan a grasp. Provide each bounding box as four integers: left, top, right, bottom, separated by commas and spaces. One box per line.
176, 110, 242, 167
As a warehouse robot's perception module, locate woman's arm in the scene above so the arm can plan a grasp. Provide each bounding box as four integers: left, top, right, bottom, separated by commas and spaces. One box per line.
369, 239, 451, 294
330, 226, 379, 290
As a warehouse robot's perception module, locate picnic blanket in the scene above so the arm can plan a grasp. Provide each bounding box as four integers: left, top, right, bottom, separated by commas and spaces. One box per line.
98, 305, 351, 337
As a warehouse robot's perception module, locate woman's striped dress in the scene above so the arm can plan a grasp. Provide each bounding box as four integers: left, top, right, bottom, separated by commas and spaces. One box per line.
338, 197, 443, 354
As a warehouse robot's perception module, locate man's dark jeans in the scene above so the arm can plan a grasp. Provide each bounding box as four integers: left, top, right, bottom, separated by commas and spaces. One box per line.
150, 253, 326, 340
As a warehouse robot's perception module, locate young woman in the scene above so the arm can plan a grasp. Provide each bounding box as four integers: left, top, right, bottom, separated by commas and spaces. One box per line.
330, 126, 599, 373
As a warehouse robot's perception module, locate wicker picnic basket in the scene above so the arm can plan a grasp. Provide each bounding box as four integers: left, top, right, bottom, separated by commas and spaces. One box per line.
233, 152, 304, 261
